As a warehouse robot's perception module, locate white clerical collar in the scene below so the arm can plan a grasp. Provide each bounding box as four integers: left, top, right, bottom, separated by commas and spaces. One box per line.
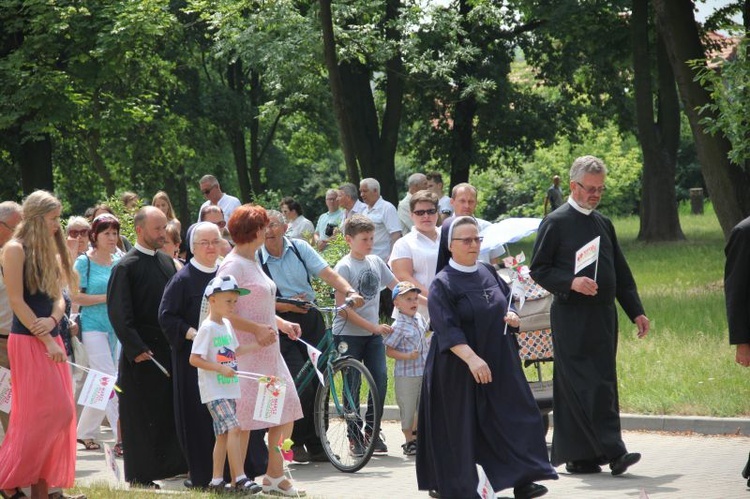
567, 196, 593, 216
448, 258, 478, 273
190, 258, 219, 273
134, 242, 156, 256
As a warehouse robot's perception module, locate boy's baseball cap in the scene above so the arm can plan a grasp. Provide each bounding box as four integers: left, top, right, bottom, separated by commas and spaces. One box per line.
392, 281, 421, 300
204, 275, 250, 298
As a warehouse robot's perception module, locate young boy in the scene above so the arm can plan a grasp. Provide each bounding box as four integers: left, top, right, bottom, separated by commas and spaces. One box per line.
333, 214, 398, 456
189, 275, 259, 494
383, 281, 430, 456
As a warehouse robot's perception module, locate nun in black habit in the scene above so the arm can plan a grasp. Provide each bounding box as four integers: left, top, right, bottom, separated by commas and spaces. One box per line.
158, 222, 269, 489
417, 216, 557, 499
107, 207, 187, 486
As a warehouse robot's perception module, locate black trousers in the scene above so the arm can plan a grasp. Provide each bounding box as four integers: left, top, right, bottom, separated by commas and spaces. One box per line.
278, 308, 326, 453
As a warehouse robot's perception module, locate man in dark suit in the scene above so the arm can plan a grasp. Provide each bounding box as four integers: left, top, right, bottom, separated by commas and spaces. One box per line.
724, 215, 750, 486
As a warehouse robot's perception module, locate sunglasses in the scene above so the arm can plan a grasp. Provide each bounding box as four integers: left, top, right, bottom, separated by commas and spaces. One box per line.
68, 229, 90, 238
201, 185, 216, 195
413, 208, 438, 217
213, 220, 227, 229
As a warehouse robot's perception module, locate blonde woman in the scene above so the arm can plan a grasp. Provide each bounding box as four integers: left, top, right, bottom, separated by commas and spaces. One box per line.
0, 191, 78, 499
152, 191, 181, 234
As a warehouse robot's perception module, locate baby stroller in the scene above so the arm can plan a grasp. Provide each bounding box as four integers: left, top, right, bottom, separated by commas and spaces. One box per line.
499, 268, 554, 433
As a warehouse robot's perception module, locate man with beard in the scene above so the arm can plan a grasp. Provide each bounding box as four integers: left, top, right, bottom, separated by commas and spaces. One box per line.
108, 206, 187, 488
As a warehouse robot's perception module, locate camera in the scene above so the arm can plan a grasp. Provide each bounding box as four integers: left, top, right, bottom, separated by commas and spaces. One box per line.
325, 223, 337, 237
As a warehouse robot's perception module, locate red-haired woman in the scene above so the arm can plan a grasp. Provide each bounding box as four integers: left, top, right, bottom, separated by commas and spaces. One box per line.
217, 204, 305, 496
0, 191, 78, 499
72, 214, 123, 455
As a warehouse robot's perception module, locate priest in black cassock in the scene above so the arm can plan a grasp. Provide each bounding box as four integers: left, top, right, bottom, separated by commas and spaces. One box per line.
530, 155, 650, 477
158, 222, 269, 488
107, 206, 187, 487
418, 216, 556, 499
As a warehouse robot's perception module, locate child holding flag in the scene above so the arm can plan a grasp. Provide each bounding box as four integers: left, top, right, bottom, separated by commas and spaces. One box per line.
189, 275, 260, 494
384, 281, 430, 456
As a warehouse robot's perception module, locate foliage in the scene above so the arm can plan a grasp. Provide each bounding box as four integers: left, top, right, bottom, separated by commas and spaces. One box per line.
104, 195, 140, 245
475, 116, 643, 221
693, 36, 750, 167
311, 232, 350, 307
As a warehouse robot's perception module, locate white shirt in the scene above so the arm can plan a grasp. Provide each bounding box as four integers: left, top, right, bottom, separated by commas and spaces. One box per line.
285, 215, 315, 241
342, 200, 368, 222
198, 193, 242, 222
363, 197, 402, 262
389, 228, 439, 318
0, 270, 11, 336
397, 193, 413, 234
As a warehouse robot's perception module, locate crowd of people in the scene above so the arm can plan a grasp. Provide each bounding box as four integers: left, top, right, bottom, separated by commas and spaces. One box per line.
0, 159, 660, 499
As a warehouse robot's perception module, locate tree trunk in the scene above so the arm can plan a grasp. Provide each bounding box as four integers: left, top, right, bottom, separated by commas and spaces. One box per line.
248, 69, 262, 197
319, 0, 360, 185
340, 62, 380, 181
633, 0, 684, 241
448, 0, 477, 190
227, 60, 252, 203
84, 91, 116, 197
19, 132, 54, 194
176, 161, 189, 233
652, 0, 750, 237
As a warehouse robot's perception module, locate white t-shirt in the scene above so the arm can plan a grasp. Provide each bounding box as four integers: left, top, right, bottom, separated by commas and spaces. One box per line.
333, 254, 396, 337
198, 193, 242, 222
363, 197, 402, 262
191, 318, 241, 403
389, 228, 440, 319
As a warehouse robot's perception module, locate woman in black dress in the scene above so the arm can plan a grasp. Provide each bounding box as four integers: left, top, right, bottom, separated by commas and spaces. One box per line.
417, 216, 557, 499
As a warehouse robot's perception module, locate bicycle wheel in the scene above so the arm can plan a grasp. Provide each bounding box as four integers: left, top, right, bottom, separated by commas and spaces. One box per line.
314, 357, 381, 472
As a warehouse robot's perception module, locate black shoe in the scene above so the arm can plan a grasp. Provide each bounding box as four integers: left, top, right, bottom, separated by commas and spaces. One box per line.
292, 445, 311, 463
130, 481, 160, 490
428, 491, 440, 498
742, 451, 750, 479
373, 433, 388, 454
350, 439, 366, 458
610, 452, 641, 476
183, 479, 193, 489
309, 451, 329, 462
514, 482, 548, 499
565, 460, 602, 474
206, 480, 227, 494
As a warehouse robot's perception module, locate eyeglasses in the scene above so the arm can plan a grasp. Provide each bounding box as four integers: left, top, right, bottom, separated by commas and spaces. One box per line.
0, 221, 17, 232
212, 220, 227, 229
68, 229, 89, 238
267, 222, 283, 229
451, 236, 483, 246
195, 239, 222, 248
575, 182, 606, 195
413, 208, 438, 217
201, 185, 216, 195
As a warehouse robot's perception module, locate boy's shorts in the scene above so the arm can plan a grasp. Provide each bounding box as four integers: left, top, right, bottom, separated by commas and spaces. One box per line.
206, 398, 240, 436
395, 376, 422, 431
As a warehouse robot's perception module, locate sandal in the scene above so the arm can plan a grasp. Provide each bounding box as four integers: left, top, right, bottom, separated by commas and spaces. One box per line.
113, 442, 124, 457
262, 475, 306, 497
76, 438, 101, 451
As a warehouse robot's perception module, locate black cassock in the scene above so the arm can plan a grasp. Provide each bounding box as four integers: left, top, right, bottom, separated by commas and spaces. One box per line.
530, 203, 644, 466
107, 248, 187, 484
417, 263, 557, 498
158, 263, 270, 487
725, 215, 750, 346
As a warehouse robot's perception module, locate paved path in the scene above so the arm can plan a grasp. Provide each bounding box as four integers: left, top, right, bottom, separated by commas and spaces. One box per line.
76, 421, 750, 498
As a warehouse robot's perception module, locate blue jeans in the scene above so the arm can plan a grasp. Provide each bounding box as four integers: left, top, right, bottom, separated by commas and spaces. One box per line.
335, 334, 387, 434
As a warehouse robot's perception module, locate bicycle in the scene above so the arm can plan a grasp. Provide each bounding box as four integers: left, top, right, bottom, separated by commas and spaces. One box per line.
286, 298, 382, 473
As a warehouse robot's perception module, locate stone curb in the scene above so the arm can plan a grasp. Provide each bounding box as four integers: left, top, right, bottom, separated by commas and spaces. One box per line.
382, 405, 750, 436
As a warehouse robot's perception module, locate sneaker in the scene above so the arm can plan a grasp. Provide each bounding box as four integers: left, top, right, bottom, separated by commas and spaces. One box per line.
401, 440, 417, 456
291, 445, 311, 464
234, 478, 262, 495
350, 439, 366, 458
373, 433, 388, 454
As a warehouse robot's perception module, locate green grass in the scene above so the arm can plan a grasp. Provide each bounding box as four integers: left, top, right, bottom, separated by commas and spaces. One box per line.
384, 203, 750, 417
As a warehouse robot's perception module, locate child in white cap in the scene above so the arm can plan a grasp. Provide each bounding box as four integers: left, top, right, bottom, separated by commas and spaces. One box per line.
189, 275, 259, 494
